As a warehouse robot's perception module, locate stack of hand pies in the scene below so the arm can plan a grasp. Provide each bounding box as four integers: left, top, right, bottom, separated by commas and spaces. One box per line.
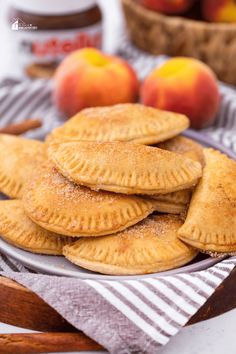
0, 104, 235, 275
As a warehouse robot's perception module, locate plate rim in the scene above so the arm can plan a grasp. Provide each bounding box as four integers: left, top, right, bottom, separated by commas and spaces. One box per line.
0, 129, 234, 280
0, 238, 224, 279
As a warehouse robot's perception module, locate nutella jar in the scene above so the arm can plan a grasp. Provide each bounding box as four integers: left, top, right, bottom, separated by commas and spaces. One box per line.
7, 0, 103, 78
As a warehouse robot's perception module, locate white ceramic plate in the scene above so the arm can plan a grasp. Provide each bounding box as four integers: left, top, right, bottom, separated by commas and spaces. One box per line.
0, 130, 234, 279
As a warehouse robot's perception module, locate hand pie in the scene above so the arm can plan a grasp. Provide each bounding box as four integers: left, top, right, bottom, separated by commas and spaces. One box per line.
46, 104, 189, 145
178, 149, 236, 255
151, 190, 191, 214
49, 141, 202, 195
0, 200, 72, 255
63, 215, 198, 275
0, 134, 47, 199
23, 165, 155, 237
156, 136, 205, 167
151, 136, 204, 212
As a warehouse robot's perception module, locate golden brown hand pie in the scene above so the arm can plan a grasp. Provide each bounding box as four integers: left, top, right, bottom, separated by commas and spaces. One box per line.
46, 104, 189, 145
23, 165, 155, 237
151, 136, 204, 212
0, 200, 72, 255
49, 141, 202, 195
178, 148, 236, 255
63, 214, 198, 275
156, 136, 205, 167
0, 134, 47, 199
151, 190, 191, 214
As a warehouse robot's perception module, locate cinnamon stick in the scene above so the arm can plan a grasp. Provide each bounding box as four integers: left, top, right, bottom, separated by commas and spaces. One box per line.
0, 119, 42, 135
0, 332, 103, 354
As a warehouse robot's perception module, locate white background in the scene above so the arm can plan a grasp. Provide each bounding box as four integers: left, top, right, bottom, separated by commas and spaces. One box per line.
0, 0, 235, 353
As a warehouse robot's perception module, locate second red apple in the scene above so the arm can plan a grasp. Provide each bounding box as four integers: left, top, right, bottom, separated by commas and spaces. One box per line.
141, 0, 195, 14
202, 0, 236, 23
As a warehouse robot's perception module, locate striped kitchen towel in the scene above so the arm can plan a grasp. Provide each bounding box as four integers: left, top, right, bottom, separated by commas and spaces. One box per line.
0, 78, 62, 140
1, 258, 236, 353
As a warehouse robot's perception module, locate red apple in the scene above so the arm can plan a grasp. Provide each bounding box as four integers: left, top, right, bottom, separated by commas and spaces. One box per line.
202, 0, 236, 23
141, 57, 220, 129
53, 48, 139, 117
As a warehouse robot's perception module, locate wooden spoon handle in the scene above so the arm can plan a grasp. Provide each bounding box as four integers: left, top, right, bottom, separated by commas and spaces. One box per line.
0, 332, 103, 354
0, 119, 42, 135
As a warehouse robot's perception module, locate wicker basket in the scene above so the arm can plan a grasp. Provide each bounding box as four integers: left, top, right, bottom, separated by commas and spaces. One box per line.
122, 0, 236, 85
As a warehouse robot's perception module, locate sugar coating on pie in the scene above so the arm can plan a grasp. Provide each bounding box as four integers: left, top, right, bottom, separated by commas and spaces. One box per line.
156, 136, 205, 167
49, 141, 202, 195
0, 200, 72, 255
178, 148, 236, 254
46, 104, 189, 145
63, 214, 198, 275
151, 189, 191, 214
0, 134, 47, 199
23, 165, 155, 237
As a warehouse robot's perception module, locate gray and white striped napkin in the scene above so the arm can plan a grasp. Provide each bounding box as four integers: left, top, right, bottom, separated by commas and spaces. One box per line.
0, 44, 236, 353
1, 259, 236, 353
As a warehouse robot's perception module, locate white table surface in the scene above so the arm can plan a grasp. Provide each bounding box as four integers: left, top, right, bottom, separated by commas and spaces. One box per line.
0, 1, 235, 353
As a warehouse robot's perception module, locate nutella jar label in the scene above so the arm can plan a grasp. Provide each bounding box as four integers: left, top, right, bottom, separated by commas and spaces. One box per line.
7, 0, 103, 78
9, 24, 102, 75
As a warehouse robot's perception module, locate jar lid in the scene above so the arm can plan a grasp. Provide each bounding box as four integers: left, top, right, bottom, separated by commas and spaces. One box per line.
8, 0, 97, 15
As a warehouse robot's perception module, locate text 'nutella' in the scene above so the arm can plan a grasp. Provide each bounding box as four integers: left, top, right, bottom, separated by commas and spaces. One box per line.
8, 0, 103, 78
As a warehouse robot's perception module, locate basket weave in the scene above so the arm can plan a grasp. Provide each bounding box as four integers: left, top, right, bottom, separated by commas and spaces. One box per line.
122, 0, 236, 85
